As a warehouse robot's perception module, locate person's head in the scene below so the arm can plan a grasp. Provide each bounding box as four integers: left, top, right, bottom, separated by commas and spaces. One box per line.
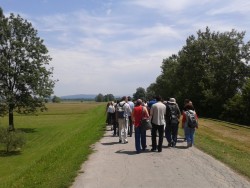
127, 96, 132, 101
185, 103, 194, 110
184, 99, 190, 105
136, 99, 142, 106
168, 98, 176, 104
155, 95, 162, 102
121, 96, 127, 102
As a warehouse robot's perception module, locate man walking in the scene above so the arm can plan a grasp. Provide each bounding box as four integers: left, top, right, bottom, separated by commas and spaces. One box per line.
165, 98, 181, 147
150, 96, 166, 152
116, 96, 132, 144
127, 96, 134, 137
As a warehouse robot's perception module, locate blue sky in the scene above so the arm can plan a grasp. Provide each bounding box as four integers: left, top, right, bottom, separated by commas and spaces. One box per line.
1, 0, 250, 97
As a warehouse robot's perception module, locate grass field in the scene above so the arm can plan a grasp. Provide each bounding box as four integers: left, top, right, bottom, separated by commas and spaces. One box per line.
0, 103, 249, 187
179, 118, 250, 180
0, 102, 106, 188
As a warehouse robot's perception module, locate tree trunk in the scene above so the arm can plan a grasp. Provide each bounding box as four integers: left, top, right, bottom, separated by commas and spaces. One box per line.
8, 106, 14, 131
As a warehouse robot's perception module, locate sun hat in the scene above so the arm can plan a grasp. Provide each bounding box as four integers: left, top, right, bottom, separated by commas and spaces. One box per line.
169, 98, 176, 104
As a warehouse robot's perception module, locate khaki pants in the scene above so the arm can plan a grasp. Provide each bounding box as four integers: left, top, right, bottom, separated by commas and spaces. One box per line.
118, 117, 128, 143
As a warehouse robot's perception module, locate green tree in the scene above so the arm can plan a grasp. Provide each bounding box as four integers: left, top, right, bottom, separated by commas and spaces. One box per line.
146, 83, 157, 100
95, 93, 104, 102
133, 87, 146, 101
104, 94, 115, 102
221, 78, 250, 124
0, 10, 56, 130
52, 95, 61, 103
176, 27, 250, 116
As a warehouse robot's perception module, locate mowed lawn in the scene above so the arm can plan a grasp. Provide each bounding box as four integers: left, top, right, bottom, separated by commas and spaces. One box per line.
179, 118, 250, 180
1, 102, 249, 187
0, 102, 106, 188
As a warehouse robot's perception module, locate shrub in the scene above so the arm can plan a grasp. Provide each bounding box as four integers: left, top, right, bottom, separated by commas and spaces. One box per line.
0, 127, 26, 153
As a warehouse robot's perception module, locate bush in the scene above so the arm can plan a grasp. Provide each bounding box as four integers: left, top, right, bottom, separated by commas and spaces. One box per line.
0, 127, 26, 153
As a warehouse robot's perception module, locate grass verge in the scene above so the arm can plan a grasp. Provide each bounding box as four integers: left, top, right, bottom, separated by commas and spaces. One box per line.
0, 102, 106, 188
179, 118, 250, 180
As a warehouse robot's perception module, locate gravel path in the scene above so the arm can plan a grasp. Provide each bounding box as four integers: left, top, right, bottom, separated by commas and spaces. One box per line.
71, 126, 250, 188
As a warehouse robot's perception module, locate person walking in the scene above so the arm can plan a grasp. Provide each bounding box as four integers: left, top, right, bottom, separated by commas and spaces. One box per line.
165, 98, 181, 147
127, 96, 134, 137
116, 96, 132, 144
132, 99, 149, 154
107, 101, 116, 131
150, 96, 166, 152
182, 103, 198, 147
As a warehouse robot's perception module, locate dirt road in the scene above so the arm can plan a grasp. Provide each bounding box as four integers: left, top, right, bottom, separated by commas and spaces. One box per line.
71, 126, 250, 188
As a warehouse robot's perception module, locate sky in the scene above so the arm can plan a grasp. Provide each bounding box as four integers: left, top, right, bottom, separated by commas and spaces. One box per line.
1, 0, 250, 97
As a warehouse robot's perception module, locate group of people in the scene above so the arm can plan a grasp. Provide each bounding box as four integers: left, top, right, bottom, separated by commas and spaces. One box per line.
106, 96, 198, 154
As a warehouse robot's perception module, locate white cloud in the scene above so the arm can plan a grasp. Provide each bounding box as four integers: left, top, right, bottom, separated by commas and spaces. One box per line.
4, 0, 250, 96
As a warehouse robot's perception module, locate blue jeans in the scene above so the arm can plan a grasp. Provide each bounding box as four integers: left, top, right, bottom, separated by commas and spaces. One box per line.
185, 126, 196, 145
134, 126, 146, 152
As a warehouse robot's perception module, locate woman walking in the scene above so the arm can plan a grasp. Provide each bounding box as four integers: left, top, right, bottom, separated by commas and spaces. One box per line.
132, 99, 149, 154
181, 103, 198, 147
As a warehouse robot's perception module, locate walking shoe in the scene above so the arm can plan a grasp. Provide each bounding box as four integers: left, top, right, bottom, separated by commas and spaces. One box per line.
167, 143, 171, 147
172, 142, 176, 148
187, 142, 192, 147
151, 148, 156, 152
119, 139, 122, 143
125, 140, 128, 143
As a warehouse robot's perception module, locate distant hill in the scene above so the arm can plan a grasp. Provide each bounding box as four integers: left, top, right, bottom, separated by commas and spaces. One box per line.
60, 94, 96, 99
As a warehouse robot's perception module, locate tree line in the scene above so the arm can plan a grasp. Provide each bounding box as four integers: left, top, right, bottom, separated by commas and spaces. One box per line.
145, 27, 250, 125
96, 27, 250, 126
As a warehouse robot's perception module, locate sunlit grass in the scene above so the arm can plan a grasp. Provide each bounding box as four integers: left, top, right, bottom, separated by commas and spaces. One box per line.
179, 118, 250, 180
0, 102, 106, 188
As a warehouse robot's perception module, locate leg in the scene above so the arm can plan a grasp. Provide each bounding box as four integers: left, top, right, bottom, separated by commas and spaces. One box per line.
151, 123, 157, 151
165, 125, 172, 146
134, 127, 141, 153
158, 125, 164, 152
124, 118, 128, 143
118, 119, 123, 143
141, 127, 147, 150
128, 116, 133, 137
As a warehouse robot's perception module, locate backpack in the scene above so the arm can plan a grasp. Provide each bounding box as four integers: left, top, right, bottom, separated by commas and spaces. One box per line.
186, 110, 198, 128
168, 104, 179, 125
117, 102, 125, 119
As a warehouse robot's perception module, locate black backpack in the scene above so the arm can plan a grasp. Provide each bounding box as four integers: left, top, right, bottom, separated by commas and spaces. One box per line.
117, 102, 125, 119
186, 110, 198, 128
167, 104, 179, 125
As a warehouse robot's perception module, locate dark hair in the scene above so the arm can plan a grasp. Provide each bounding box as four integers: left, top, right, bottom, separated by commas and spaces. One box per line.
127, 96, 132, 101
155, 95, 162, 102
121, 96, 126, 101
184, 99, 190, 105
185, 103, 194, 110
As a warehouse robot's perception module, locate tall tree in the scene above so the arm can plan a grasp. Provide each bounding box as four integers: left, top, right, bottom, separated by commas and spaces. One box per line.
0, 10, 56, 130
104, 94, 115, 102
133, 87, 146, 101
176, 27, 250, 116
95, 93, 104, 102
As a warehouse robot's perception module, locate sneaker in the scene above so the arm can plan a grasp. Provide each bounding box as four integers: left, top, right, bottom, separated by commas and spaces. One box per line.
151, 148, 156, 152
125, 140, 128, 143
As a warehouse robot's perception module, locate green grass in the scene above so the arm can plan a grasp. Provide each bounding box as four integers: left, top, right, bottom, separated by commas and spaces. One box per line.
1, 104, 249, 187
0, 102, 106, 188
179, 118, 250, 180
